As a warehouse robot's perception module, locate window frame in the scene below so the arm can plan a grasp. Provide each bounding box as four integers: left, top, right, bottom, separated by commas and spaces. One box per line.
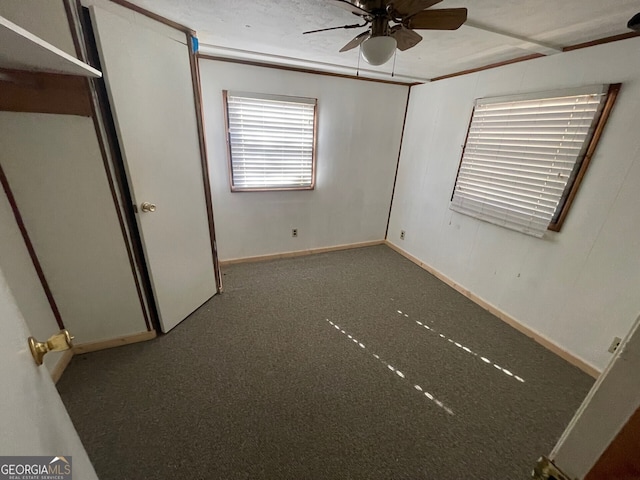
548, 83, 620, 231
222, 90, 318, 193
451, 83, 620, 234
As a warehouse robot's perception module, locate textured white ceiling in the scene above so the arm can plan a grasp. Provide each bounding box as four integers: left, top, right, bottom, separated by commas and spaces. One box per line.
129, 0, 640, 81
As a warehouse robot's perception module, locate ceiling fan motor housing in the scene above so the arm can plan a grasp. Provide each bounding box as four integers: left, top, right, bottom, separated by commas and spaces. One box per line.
313, 0, 468, 65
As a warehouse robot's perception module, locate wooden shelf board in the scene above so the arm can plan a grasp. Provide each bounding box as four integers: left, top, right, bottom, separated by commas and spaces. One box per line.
0, 16, 101, 77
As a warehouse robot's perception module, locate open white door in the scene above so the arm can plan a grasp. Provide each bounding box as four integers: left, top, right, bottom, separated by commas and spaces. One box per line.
89, 6, 216, 332
549, 315, 640, 478
0, 266, 98, 478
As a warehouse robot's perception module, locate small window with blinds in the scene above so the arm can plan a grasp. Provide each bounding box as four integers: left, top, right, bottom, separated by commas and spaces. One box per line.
223, 91, 317, 191
451, 84, 618, 237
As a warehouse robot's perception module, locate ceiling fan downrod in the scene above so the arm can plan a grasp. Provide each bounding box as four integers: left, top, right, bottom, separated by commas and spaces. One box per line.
370, 15, 390, 37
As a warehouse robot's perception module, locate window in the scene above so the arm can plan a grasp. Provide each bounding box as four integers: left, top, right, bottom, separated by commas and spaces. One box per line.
450, 84, 619, 237
223, 91, 317, 191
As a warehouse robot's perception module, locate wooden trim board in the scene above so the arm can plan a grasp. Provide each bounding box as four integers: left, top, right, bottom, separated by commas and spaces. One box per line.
563, 31, 640, 52
384, 240, 601, 379
51, 331, 157, 381
0, 68, 92, 116
189, 40, 222, 294
219, 240, 385, 266
431, 32, 640, 83
51, 349, 74, 384
108, 0, 195, 36
548, 83, 621, 232
73, 330, 156, 354
199, 54, 418, 87
431, 54, 544, 82
0, 163, 65, 330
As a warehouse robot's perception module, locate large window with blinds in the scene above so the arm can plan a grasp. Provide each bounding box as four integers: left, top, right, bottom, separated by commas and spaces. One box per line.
450, 84, 618, 237
223, 91, 317, 191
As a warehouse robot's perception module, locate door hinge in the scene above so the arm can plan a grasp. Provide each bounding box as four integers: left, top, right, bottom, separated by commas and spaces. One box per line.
532, 456, 572, 480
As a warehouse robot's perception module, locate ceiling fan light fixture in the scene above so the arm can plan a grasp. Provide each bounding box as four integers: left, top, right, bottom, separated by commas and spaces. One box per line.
360, 36, 397, 66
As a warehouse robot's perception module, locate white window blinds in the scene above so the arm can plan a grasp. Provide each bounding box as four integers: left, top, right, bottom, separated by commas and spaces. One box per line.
224, 91, 317, 191
450, 86, 609, 237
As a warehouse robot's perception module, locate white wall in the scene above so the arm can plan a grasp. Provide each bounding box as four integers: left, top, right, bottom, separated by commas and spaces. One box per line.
200, 60, 408, 261
388, 37, 640, 372
0, 185, 62, 372
0, 112, 148, 343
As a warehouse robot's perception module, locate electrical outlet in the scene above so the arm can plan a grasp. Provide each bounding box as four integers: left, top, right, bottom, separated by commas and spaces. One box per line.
608, 336, 622, 353
292, 228, 298, 238
400, 230, 406, 240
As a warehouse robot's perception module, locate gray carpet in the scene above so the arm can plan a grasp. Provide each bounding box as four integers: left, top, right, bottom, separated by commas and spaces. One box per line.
57, 245, 593, 479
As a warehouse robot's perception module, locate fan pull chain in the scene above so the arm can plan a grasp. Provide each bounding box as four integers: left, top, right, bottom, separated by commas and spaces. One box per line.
356, 44, 361, 77
391, 49, 397, 77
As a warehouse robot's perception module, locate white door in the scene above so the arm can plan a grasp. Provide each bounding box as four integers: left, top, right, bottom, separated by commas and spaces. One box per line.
0, 266, 98, 478
89, 6, 216, 332
549, 315, 640, 478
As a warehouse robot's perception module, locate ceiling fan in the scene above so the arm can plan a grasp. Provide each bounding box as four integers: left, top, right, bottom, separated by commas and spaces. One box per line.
304, 0, 468, 66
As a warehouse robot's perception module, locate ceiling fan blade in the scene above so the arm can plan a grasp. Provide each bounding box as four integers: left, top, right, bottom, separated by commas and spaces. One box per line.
406, 8, 468, 30
303, 22, 366, 34
390, 25, 423, 51
327, 0, 371, 17
390, 0, 442, 18
339, 30, 370, 52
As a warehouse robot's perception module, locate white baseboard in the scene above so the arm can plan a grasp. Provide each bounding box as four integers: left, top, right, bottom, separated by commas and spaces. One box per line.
51, 330, 158, 382
72, 330, 157, 355
219, 240, 385, 266
51, 349, 74, 384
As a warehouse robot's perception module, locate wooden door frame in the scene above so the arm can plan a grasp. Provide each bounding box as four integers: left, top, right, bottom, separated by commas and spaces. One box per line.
187, 35, 223, 292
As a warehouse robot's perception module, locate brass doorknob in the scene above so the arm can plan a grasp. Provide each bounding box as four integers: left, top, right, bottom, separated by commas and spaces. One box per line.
141, 202, 156, 213
28, 330, 74, 366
